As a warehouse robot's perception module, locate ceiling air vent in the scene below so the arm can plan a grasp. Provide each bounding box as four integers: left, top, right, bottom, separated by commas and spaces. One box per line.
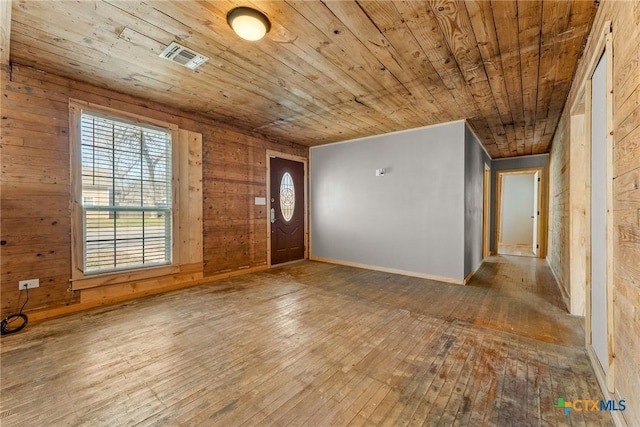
159, 42, 209, 70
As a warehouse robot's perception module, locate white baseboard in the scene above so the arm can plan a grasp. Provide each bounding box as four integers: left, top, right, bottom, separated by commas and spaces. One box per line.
309, 256, 463, 285
586, 345, 629, 427
463, 260, 484, 285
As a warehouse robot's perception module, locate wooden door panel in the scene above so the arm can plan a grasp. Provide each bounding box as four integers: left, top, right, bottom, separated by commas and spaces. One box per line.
270, 157, 304, 265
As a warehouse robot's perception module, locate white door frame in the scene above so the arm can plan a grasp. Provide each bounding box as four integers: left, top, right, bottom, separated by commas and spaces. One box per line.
532, 170, 540, 257
494, 167, 545, 257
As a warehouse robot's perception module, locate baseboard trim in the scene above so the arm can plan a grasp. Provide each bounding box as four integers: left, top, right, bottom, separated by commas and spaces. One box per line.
498, 242, 534, 248
463, 260, 484, 285
270, 259, 306, 268
587, 346, 629, 427
545, 257, 571, 313
310, 256, 463, 285
25, 265, 269, 324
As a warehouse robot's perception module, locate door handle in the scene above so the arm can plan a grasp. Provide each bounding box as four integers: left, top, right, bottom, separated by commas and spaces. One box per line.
270, 208, 276, 223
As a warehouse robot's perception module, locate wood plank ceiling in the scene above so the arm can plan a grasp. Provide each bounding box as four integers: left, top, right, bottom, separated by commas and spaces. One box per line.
9, 0, 597, 158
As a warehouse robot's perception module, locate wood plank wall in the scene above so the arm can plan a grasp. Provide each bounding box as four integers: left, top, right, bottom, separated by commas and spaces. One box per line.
547, 1, 640, 424
548, 111, 571, 306
1, 63, 307, 319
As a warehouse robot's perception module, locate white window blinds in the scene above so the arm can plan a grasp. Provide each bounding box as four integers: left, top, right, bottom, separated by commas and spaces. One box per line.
80, 112, 172, 273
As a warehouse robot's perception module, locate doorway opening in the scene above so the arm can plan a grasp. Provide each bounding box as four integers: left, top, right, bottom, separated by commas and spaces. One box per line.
495, 168, 544, 258
564, 23, 615, 397
482, 163, 491, 259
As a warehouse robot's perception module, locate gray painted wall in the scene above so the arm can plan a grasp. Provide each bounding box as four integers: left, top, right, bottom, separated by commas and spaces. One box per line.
310, 122, 466, 280
490, 154, 548, 251
464, 126, 491, 277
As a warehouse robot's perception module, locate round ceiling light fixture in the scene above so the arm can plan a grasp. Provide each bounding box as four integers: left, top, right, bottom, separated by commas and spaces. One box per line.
227, 7, 271, 41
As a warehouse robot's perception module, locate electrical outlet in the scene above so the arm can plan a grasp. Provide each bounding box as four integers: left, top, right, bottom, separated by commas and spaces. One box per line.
18, 279, 39, 290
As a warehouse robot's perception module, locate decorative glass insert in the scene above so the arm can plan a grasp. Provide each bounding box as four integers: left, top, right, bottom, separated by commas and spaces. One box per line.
280, 172, 295, 222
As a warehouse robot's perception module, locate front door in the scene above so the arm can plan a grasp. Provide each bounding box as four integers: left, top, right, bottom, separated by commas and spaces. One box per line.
270, 157, 304, 265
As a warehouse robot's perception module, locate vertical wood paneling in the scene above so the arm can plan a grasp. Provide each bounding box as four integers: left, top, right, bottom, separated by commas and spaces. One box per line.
569, 110, 587, 316
548, 1, 640, 424
177, 129, 190, 266
547, 112, 570, 305
0, 64, 307, 318
68, 103, 83, 280
175, 128, 204, 268
187, 131, 203, 266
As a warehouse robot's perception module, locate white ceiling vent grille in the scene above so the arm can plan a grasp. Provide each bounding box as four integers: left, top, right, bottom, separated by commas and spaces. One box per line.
159, 42, 209, 70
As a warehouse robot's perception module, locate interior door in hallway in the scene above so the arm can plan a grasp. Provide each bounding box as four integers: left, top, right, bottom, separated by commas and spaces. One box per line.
532, 171, 540, 256
590, 52, 608, 374
498, 173, 535, 256
483, 164, 491, 258
270, 157, 304, 265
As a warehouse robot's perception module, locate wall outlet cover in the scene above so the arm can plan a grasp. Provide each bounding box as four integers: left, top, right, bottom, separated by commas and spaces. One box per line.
18, 278, 39, 290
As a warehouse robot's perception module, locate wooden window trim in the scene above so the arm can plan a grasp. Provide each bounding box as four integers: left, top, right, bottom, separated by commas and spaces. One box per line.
69, 99, 203, 290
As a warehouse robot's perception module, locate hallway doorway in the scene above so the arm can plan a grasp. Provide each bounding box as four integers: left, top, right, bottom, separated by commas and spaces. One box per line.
495, 168, 543, 258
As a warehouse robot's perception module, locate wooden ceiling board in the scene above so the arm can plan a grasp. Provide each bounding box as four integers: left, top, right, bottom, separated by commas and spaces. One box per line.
202, 0, 413, 138
533, 0, 571, 154
9, 0, 598, 157
464, 0, 510, 157
518, 0, 542, 156
10, 3, 297, 127
400, 2, 480, 119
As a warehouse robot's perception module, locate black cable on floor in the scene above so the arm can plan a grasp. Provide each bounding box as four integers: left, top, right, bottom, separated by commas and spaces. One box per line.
1, 288, 29, 335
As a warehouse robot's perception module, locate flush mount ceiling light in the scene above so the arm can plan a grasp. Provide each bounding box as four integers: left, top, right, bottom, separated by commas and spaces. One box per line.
227, 7, 271, 41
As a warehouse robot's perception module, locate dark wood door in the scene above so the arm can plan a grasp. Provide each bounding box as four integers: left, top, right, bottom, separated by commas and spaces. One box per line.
270, 157, 304, 265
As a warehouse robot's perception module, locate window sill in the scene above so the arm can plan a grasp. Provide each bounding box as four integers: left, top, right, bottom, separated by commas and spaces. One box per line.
71, 265, 181, 291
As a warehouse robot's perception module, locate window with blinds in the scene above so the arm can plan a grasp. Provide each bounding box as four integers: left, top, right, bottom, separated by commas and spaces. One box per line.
80, 112, 172, 274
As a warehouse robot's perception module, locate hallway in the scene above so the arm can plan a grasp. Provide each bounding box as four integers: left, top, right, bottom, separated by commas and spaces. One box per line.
0, 257, 611, 426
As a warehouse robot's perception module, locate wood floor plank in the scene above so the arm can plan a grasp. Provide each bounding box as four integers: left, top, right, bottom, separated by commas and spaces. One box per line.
0, 256, 612, 426
438, 326, 480, 425
407, 325, 471, 426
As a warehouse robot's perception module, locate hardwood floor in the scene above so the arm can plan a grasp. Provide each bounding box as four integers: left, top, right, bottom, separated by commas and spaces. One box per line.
0, 256, 611, 426
497, 244, 536, 257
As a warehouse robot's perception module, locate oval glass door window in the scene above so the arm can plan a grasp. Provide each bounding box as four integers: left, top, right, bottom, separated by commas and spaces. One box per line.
280, 172, 295, 222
